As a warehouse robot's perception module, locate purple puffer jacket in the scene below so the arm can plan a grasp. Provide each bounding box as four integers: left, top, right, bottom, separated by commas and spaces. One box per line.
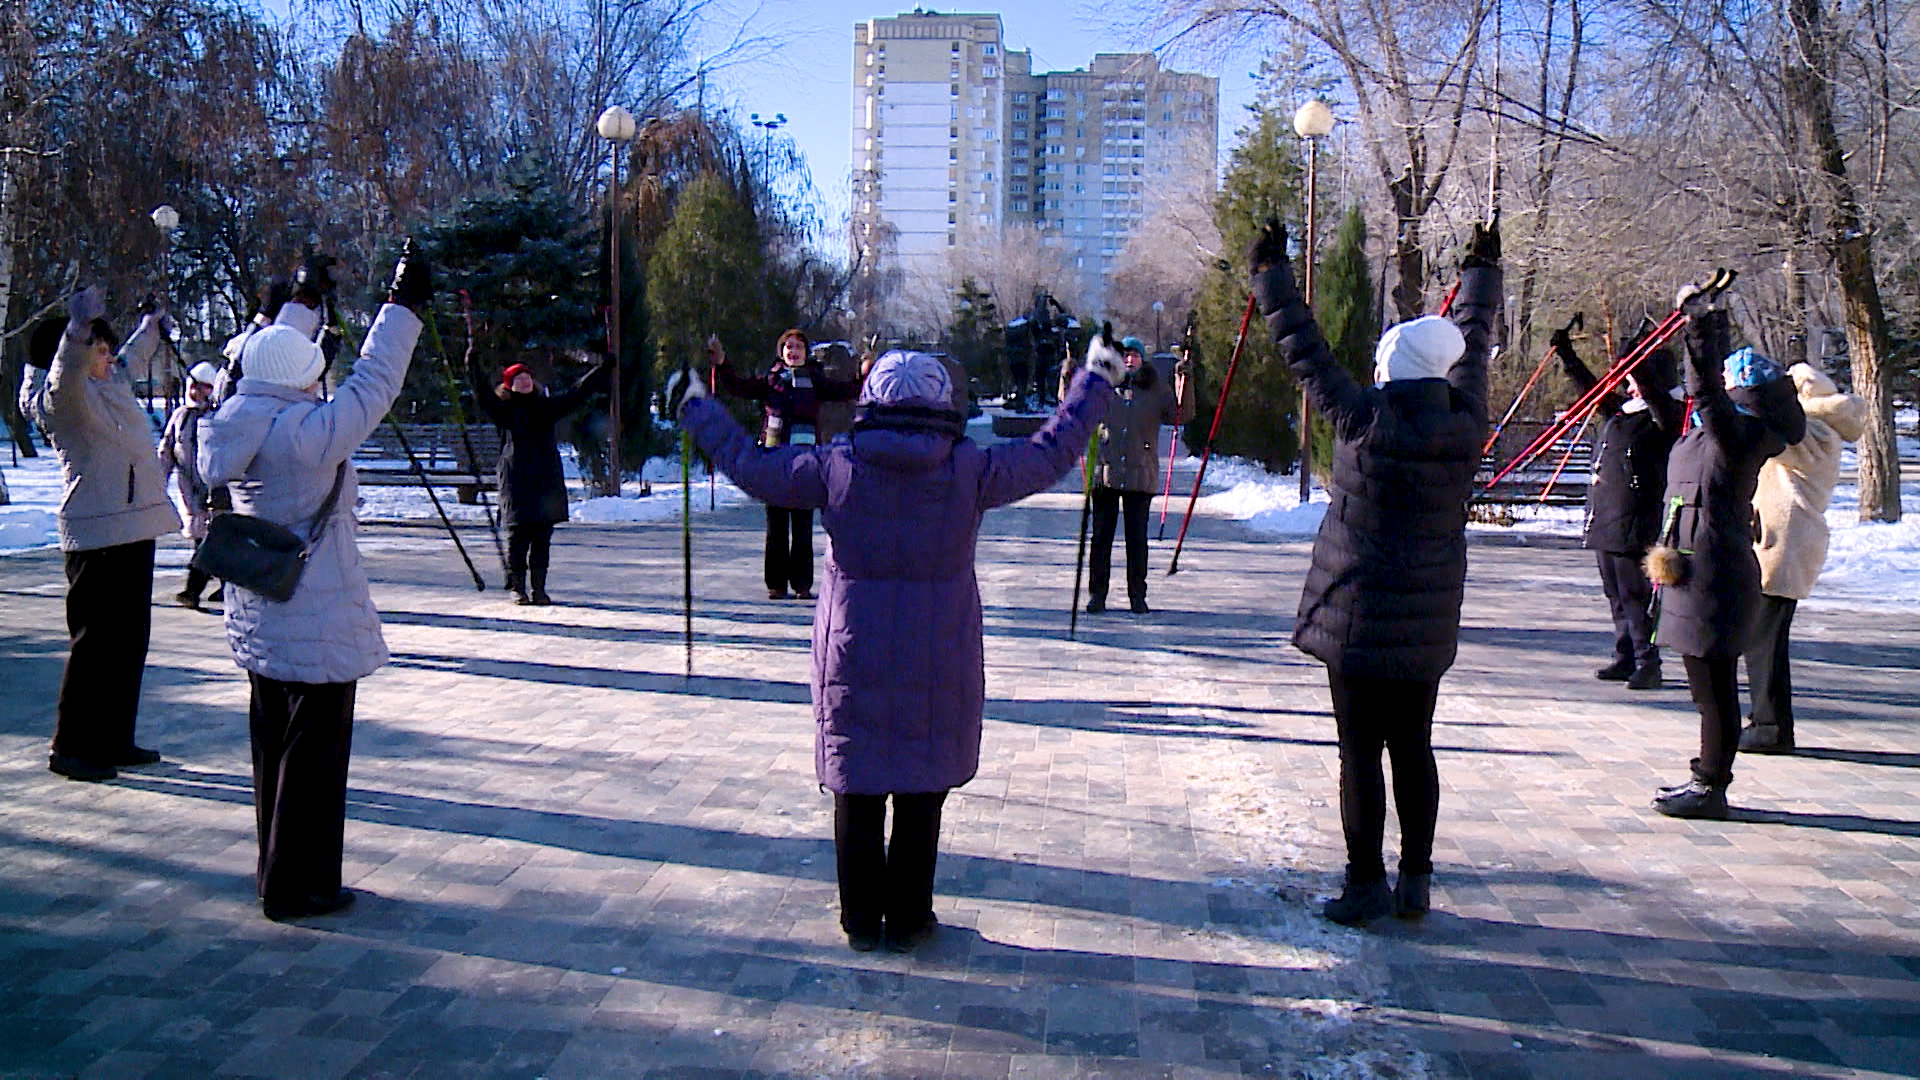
683, 371, 1110, 794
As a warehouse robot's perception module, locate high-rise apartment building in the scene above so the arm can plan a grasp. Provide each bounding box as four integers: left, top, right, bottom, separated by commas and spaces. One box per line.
852, 11, 1218, 312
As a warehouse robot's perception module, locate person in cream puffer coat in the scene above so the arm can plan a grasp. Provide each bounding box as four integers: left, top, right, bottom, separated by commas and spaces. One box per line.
1740, 362, 1867, 754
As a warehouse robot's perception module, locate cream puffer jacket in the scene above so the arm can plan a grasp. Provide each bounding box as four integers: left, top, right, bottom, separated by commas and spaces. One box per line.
1753, 363, 1867, 600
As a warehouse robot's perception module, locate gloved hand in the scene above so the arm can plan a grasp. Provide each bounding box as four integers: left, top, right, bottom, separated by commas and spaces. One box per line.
1083, 322, 1127, 386
386, 239, 434, 311
666, 367, 708, 418
1246, 218, 1302, 319
260, 279, 294, 321
1174, 355, 1193, 379
294, 254, 339, 305
1676, 280, 1717, 319
1246, 216, 1288, 274
1463, 214, 1501, 269
1550, 327, 1578, 369
66, 285, 107, 335
706, 333, 728, 367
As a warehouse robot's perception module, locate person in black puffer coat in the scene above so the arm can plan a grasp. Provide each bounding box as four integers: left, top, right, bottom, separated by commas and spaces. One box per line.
469, 353, 609, 605
1253, 215, 1503, 927
1556, 326, 1684, 690
712, 328, 861, 601
1645, 292, 1805, 820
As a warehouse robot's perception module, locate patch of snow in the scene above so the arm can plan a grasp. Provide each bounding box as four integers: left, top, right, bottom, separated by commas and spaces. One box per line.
1185, 456, 1331, 537
0, 451, 64, 553
0, 506, 57, 549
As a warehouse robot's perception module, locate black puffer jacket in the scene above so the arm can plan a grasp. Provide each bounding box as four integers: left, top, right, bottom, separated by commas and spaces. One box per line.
1276, 266, 1502, 680
1656, 311, 1806, 659
1559, 341, 1683, 554
471, 361, 609, 528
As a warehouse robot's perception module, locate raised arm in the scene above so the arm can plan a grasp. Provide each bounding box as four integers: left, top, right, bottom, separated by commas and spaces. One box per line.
1248, 220, 1371, 438
281, 304, 422, 468
1445, 222, 1504, 425
546, 359, 611, 417
466, 352, 506, 423
42, 287, 108, 432
1680, 307, 1742, 442
681, 394, 828, 509
977, 364, 1114, 510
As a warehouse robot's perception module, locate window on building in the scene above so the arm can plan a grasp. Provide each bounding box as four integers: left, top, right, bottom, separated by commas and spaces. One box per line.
1011, 144, 1028, 158
1046, 143, 1064, 154
1075, 127, 1083, 138
984, 65, 997, 77
1013, 110, 1028, 122
1046, 106, 1064, 118
1010, 181, 1027, 193
950, 149, 959, 161
950, 83, 959, 97
1013, 92, 1029, 103
951, 41, 960, 52
984, 43, 997, 55
1046, 181, 1062, 191
948, 190, 957, 203
1012, 200, 1028, 212
1012, 163, 1028, 175
948, 233, 956, 246
1075, 109, 1086, 120
1163, 111, 1172, 121
950, 126, 959, 138
948, 211, 957, 223
1047, 88, 1064, 100
1075, 165, 1086, 175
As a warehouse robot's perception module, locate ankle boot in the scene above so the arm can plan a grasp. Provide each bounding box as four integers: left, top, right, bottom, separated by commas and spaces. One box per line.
1626, 663, 1663, 690
1595, 657, 1634, 681
1739, 722, 1794, 754
1322, 876, 1394, 926
1652, 780, 1729, 820
1393, 872, 1431, 919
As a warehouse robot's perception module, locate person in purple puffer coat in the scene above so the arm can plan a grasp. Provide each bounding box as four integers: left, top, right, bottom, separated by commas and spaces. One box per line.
677, 339, 1124, 953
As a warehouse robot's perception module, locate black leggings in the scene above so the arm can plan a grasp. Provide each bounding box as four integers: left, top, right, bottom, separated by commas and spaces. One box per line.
1330, 671, 1440, 884
1684, 653, 1741, 787
765, 506, 814, 594
833, 791, 948, 936
1089, 488, 1152, 604
507, 523, 554, 588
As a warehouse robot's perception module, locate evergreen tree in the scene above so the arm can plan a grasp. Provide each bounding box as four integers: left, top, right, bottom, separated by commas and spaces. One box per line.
948, 277, 1001, 398
645, 174, 773, 426
1311, 206, 1376, 479
1186, 104, 1306, 471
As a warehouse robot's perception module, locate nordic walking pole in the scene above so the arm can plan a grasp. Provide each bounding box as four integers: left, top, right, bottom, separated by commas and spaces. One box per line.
1483, 312, 1582, 458
1068, 430, 1101, 641
330, 306, 485, 591
430, 292, 506, 576
1158, 311, 1198, 540
1538, 409, 1595, 504
1167, 291, 1258, 576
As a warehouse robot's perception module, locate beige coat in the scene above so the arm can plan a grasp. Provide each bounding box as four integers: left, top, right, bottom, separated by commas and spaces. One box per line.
1752, 363, 1867, 600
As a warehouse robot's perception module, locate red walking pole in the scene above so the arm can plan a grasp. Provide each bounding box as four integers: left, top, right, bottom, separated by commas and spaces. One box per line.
1167, 292, 1258, 576
1156, 425, 1178, 540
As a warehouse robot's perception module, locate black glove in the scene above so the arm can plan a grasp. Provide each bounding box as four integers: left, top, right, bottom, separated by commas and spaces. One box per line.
1676, 281, 1715, 320
1246, 217, 1288, 275
1550, 327, 1577, 368
1246, 219, 1302, 320
1463, 214, 1501, 269
385, 239, 433, 311
294, 254, 339, 305
319, 326, 343, 368
260, 279, 294, 320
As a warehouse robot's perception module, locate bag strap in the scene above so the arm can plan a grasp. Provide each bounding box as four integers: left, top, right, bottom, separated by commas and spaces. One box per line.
302, 463, 349, 555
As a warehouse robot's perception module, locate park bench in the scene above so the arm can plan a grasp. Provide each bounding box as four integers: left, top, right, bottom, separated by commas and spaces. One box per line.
1475, 419, 1594, 506
353, 423, 501, 505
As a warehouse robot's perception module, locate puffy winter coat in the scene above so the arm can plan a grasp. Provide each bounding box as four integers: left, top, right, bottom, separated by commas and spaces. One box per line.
714, 360, 861, 447
1654, 311, 1807, 659
33, 323, 181, 552
1059, 358, 1194, 492
199, 304, 421, 684
471, 361, 607, 528
1281, 266, 1502, 681
158, 400, 214, 542
1754, 364, 1866, 601
682, 371, 1110, 795
1560, 342, 1683, 554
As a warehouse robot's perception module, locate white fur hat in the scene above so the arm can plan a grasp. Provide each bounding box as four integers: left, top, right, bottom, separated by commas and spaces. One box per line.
860, 350, 953, 408
188, 361, 220, 386
241, 325, 325, 389
1373, 315, 1465, 386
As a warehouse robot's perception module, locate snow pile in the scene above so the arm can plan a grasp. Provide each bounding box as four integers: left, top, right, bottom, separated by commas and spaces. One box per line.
1188, 456, 1330, 536
1807, 438, 1920, 609
574, 480, 749, 523
0, 506, 57, 549
0, 452, 66, 552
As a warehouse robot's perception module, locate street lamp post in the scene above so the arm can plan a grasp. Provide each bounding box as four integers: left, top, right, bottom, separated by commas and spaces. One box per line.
1292, 100, 1335, 502
749, 112, 788, 183
149, 204, 181, 417
596, 105, 637, 497
1152, 300, 1164, 353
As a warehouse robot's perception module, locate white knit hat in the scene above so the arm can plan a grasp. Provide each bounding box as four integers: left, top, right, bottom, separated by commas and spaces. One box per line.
188, 361, 220, 386
860, 350, 953, 408
241, 325, 325, 389
1373, 315, 1465, 386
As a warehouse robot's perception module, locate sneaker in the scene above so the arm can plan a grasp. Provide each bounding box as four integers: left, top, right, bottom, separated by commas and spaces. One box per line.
173, 591, 200, 609
110, 746, 162, 767
884, 916, 939, 953
769, 589, 790, 601
1129, 597, 1151, 615
1739, 723, 1794, 755
1393, 872, 1431, 919
48, 753, 116, 782
1595, 658, 1635, 681
263, 888, 357, 922
1625, 664, 1663, 691
1085, 597, 1106, 614
1652, 780, 1729, 820
1322, 877, 1394, 926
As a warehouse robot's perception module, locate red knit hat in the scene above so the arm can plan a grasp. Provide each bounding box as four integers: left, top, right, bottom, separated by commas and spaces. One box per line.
501, 363, 532, 386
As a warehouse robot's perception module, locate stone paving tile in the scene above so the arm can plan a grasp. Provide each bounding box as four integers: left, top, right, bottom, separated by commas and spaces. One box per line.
1, 465, 1917, 1079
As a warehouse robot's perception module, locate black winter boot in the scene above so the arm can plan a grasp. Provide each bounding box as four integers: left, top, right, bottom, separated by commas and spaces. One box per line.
1085, 596, 1106, 614
1323, 876, 1394, 926
507, 571, 531, 605
1393, 872, 1431, 919
530, 568, 551, 606
1652, 780, 1729, 820
1739, 722, 1794, 755
1626, 663, 1663, 691
1595, 657, 1635, 681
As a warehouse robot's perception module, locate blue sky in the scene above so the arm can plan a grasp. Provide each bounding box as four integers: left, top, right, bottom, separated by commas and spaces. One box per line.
700, 1, 1268, 229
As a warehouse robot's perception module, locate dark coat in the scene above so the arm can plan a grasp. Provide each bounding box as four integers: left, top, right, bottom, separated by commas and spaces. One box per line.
1560, 343, 1683, 554
714, 360, 860, 447
1058, 357, 1196, 492
1279, 266, 1502, 681
471, 361, 608, 528
1656, 312, 1806, 659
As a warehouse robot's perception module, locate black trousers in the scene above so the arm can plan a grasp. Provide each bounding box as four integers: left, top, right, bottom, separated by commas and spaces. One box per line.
1596, 550, 1658, 666
54, 540, 156, 762
248, 674, 356, 904
1089, 488, 1152, 605
833, 791, 948, 936
1742, 596, 1797, 738
1329, 671, 1441, 885
183, 538, 212, 602
507, 522, 555, 590
765, 506, 815, 595
1683, 654, 1740, 787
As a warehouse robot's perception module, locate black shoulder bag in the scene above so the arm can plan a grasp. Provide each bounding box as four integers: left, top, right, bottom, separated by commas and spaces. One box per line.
191, 463, 348, 603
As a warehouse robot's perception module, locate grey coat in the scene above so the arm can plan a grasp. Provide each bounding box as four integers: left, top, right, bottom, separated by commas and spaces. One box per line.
199, 304, 421, 684
33, 327, 181, 551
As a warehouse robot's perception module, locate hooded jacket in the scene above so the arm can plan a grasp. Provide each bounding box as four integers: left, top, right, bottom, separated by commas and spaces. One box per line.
1058, 357, 1195, 493
471, 361, 608, 528
1753, 364, 1866, 600
1279, 265, 1502, 681
681, 370, 1110, 795
158, 399, 214, 542
34, 326, 181, 551
198, 304, 421, 684
1653, 311, 1807, 659
1559, 341, 1684, 554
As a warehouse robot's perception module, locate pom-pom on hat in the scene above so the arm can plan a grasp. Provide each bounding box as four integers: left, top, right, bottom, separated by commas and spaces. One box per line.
1373, 315, 1465, 386
860, 350, 953, 409
241, 325, 325, 390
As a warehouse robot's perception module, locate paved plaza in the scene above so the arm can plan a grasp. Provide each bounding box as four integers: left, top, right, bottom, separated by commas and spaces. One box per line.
1, 470, 1917, 1079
